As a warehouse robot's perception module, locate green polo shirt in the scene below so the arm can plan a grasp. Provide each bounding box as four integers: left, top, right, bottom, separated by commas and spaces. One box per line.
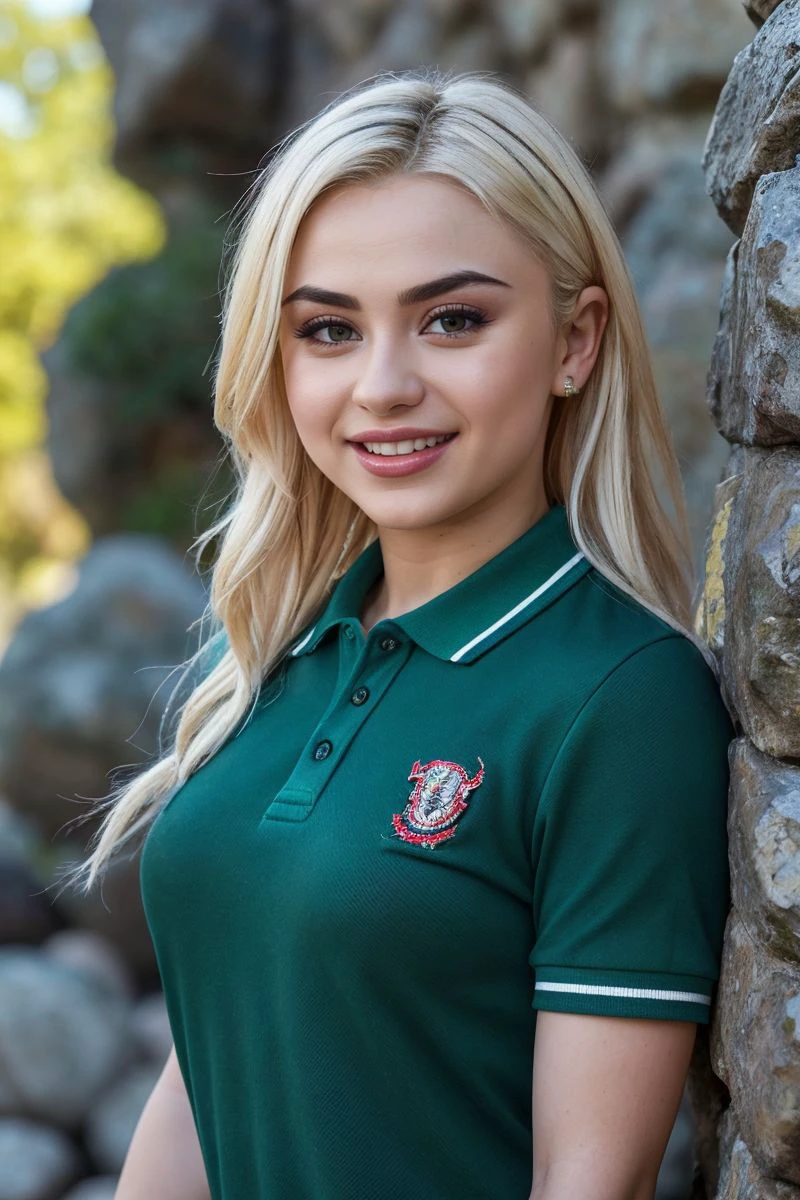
140, 502, 734, 1200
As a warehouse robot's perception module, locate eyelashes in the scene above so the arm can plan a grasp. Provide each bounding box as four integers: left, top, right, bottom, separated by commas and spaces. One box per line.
292, 303, 491, 348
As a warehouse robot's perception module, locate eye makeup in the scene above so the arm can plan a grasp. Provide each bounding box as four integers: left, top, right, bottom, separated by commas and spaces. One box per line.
293, 303, 492, 348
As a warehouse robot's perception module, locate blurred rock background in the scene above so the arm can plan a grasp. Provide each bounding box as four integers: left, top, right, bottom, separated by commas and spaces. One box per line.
0, 0, 760, 1195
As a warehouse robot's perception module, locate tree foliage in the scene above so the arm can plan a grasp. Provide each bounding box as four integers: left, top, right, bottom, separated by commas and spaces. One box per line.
0, 0, 165, 632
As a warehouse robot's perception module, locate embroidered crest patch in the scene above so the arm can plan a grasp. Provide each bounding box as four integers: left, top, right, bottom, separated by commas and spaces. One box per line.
391, 756, 485, 848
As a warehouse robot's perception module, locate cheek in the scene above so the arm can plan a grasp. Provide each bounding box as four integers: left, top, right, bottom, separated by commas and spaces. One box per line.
282, 360, 335, 438
286, 401, 332, 459
458, 328, 555, 402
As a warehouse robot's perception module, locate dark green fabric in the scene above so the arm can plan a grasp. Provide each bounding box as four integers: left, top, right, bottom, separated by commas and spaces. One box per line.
140, 503, 734, 1200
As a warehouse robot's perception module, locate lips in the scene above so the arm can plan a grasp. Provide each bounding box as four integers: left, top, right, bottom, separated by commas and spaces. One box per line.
349, 433, 458, 478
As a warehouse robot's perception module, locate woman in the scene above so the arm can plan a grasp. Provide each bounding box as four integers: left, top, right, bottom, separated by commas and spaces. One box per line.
80, 67, 734, 1199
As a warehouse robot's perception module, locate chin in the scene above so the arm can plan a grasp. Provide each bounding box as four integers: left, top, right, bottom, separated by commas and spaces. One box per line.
358, 501, 466, 532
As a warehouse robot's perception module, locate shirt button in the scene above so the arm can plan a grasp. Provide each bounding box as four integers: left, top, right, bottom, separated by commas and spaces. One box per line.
380, 636, 399, 652
351, 686, 370, 706
312, 739, 332, 761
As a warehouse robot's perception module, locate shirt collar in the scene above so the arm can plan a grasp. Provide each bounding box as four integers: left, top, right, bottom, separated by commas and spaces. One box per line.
290, 503, 589, 665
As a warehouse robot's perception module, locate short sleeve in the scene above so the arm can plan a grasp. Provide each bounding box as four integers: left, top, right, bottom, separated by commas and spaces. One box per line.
529, 635, 735, 1023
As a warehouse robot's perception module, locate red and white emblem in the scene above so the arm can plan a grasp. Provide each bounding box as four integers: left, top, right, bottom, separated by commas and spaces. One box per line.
392, 756, 485, 848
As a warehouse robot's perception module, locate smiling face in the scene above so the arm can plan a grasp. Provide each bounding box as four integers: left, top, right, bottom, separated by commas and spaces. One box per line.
278, 173, 567, 537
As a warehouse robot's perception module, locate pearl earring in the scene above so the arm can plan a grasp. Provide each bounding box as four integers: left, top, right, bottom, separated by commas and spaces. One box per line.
563, 376, 581, 398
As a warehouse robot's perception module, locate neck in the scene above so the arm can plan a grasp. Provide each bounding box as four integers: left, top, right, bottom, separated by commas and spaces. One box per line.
360, 490, 551, 634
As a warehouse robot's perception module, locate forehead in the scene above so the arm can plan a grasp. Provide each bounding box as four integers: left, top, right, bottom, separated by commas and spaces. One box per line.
285, 173, 544, 288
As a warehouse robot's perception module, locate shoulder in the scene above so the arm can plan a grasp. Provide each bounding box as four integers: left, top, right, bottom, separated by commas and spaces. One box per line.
528, 562, 729, 724
538, 568, 736, 791
542, 634, 735, 819
583, 568, 724, 703
580, 564, 682, 648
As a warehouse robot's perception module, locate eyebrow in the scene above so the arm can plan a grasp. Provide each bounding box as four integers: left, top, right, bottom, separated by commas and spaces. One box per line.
280, 270, 511, 310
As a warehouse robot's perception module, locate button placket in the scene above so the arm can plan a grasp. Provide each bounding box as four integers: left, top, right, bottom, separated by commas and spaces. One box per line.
261, 632, 410, 826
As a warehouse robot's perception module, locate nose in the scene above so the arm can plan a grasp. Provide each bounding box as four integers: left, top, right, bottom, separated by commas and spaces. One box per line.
351, 337, 425, 415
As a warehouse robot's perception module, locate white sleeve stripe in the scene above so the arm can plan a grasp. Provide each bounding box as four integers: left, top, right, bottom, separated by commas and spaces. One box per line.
450, 552, 586, 662
535, 981, 711, 1005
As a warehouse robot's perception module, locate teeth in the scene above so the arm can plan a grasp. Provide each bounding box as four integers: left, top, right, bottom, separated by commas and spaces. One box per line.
363, 434, 451, 456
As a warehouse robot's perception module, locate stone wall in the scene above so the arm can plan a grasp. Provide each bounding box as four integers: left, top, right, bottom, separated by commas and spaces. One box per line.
693, 2, 800, 1196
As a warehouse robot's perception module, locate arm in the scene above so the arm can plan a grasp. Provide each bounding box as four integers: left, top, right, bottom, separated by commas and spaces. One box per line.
530, 1011, 696, 1200
115, 1045, 212, 1200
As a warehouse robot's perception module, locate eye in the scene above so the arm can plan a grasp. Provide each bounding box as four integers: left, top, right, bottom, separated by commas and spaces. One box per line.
293, 316, 358, 347
425, 304, 489, 339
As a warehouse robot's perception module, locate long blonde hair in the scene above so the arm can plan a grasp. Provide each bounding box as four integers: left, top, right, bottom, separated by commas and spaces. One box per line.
73, 65, 708, 890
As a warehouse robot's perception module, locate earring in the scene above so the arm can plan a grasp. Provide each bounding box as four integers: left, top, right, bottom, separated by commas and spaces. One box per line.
563, 376, 581, 398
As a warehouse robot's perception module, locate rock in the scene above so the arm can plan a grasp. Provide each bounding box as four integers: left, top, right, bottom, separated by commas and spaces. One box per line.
728, 740, 800, 965
599, 115, 708, 226
0, 797, 39, 862
703, 0, 800, 234
0, 1117, 80, 1200
61, 1180, 118, 1200
557, 0, 602, 19
706, 240, 739, 443
130, 991, 172, 1066
744, 0, 787, 23
42, 931, 134, 1002
716, 168, 800, 446
712, 912, 800, 1184
723, 448, 800, 758
618, 128, 734, 287
654, 1088, 695, 1199
693, 445, 744, 668
84, 1064, 161, 1175
525, 29, 611, 164
616, 130, 736, 568
493, 0, 558, 61
0, 949, 128, 1129
0, 800, 57, 944
433, 20, 505, 74
53, 849, 159, 983
90, 0, 285, 190
686, 1023, 731, 1197
601, 0, 753, 115
715, 1106, 800, 1198
337, 5, 453, 92
0, 534, 205, 842
0, 858, 59, 947
291, 0, 392, 62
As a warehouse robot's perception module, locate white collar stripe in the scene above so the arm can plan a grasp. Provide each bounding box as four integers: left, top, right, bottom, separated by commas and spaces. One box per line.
535, 981, 710, 1005
449, 551, 586, 663
291, 626, 317, 656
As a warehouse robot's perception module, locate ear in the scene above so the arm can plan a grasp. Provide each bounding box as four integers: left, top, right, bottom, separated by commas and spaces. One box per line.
550, 286, 609, 396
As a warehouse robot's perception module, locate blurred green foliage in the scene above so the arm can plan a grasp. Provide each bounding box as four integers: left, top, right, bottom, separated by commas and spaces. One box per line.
0, 0, 175, 631
59, 197, 232, 544
64, 217, 222, 419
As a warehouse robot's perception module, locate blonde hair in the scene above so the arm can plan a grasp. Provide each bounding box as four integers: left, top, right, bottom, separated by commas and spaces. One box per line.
72, 65, 711, 891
